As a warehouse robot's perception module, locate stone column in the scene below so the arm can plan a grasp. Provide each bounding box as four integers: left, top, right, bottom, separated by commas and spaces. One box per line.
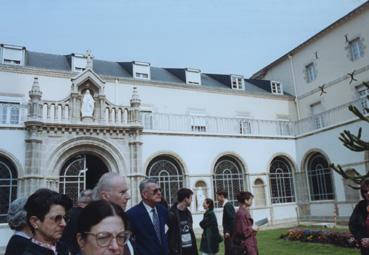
70, 83, 80, 122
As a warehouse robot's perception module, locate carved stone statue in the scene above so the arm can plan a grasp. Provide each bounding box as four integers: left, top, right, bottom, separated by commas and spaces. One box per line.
81, 89, 94, 118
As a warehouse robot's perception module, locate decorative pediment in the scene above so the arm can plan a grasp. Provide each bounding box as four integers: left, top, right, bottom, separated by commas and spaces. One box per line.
71, 69, 105, 96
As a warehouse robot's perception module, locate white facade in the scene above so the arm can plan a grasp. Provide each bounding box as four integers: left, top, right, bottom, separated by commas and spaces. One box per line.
1, 2, 369, 250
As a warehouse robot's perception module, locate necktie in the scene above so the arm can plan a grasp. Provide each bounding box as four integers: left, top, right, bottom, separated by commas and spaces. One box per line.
152, 208, 161, 243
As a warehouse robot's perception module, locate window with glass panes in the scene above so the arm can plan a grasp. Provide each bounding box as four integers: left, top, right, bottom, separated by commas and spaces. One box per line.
0, 156, 17, 223
213, 156, 245, 207
147, 156, 184, 206
306, 153, 334, 201
269, 157, 295, 203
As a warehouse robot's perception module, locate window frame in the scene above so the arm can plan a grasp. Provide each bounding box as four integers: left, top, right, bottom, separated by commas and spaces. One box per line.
213, 157, 245, 207
306, 153, 334, 201
269, 157, 296, 204
349, 37, 364, 61
146, 156, 184, 206
0, 156, 18, 223
231, 76, 244, 90
305, 62, 317, 83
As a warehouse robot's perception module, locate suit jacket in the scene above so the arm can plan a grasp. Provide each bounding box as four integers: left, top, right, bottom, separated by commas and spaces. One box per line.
222, 201, 235, 235
127, 201, 169, 255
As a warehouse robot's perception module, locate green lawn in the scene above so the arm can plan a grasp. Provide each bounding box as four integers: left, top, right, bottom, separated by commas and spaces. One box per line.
198, 227, 359, 255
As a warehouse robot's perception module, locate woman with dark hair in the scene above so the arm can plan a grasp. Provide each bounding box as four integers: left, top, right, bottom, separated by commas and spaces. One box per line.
232, 191, 258, 255
349, 178, 369, 255
76, 200, 131, 255
5, 197, 32, 255
199, 198, 222, 255
23, 188, 73, 255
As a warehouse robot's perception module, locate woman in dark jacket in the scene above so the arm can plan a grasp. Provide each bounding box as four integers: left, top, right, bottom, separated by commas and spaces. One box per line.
232, 191, 258, 255
22, 188, 72, 255
349, 179, 369, 255
199, 198, 221, 255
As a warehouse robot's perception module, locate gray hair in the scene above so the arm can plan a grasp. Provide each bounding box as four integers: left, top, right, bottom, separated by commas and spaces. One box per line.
78, 189, 92, 204
7, 197, 28, 231
92, 172, 121, 200
139, 177, 158, 194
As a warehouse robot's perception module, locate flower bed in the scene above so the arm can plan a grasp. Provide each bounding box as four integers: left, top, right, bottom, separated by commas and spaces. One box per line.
280, 228, 359, 248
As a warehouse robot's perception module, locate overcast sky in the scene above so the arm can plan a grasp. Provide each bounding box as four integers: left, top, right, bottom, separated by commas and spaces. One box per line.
0, 0, 367, 77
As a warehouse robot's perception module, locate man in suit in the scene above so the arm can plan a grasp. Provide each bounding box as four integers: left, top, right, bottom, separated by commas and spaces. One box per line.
127, 178, 169, 255
216, 191, 235, 255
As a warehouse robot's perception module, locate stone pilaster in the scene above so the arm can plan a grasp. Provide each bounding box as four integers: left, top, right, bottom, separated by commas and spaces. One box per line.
128, 129, 144, 205
24, 124, 45, 194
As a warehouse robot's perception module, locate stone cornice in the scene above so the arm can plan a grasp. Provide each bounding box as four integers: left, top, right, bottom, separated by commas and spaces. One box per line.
24, 121, 143, 137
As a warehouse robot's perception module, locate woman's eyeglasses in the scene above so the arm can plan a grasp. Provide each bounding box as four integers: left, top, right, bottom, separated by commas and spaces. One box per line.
48, 214, 68, 224
85, 231, 131, 247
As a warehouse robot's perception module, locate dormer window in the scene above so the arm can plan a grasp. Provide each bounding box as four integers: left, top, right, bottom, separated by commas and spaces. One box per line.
271, 81, 283, 95
1, 44, 25, 66
185, 68, 201, 85
72, 54, 87, 72
133, 61, 150, 80
231, 75, 244, 90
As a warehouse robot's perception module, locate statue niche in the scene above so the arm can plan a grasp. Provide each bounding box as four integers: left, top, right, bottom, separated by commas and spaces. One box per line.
80, 89, 95, 122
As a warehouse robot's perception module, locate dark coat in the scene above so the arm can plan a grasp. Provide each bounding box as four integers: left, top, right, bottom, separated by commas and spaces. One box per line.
127, 202, 169, 255
5, 234, 31, 255
60, 206, 82, 255
199, 208, 221, 254
349, 199, 369, 255
22, 241, 69, 255
223, 201, 236, 235
233, 206, 258, 255
167, 203, 198, 255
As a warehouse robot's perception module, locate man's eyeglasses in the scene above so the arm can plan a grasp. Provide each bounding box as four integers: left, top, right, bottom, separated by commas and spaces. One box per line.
48, 214, 68, 224
153, 188, 161, 194
85, 231, 131, 247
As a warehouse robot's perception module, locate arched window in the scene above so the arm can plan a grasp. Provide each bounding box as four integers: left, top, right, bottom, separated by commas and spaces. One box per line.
147, 156, 184, 205
213, 156, 245, 207
343, 169, 360, 201
253, 178, 266, 207
269, 157, 295, 204
0, 156, 17, 223
307, 153, 334, 201
59, 154, 108, 204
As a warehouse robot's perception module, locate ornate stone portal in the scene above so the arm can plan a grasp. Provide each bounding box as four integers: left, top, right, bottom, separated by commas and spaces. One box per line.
23, 68, 144, 204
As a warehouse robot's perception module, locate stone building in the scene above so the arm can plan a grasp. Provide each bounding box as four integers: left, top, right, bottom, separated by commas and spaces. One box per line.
0, 1, 369, 249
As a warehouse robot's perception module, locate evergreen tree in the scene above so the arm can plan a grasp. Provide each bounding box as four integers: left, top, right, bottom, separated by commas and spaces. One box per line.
331, 82, 369, 189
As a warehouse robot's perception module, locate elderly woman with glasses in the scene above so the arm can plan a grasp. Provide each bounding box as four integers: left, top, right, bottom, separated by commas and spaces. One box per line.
5, 197, 32, 255
23, 188, 73, 255
350, 179, 369, 255
77, 200, 131, 255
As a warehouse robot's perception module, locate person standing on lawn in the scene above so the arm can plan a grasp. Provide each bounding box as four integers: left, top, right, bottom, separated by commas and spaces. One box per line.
216, 191, 235, 255
232, 191, 259, 255
167, 188, 198, 255
349, 178, 369, 255
199, 198, 222, 255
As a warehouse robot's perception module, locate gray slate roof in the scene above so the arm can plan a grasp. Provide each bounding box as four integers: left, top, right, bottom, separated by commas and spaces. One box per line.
23, 51, 279, 95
